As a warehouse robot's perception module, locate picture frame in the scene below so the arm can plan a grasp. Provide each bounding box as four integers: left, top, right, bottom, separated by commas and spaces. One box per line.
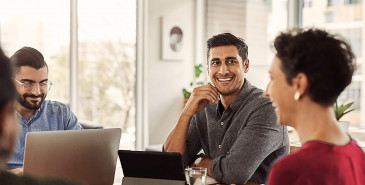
161, 13, 186, 61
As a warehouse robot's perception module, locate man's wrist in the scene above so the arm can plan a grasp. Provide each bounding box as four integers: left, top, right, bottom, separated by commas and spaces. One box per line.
181, 110, 195, 119
194, 156, 203, 167
198, 157, 213, 176
192, 154, 206, 167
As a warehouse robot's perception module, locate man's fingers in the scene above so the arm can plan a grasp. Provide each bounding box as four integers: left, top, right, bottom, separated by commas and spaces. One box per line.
209, 84, 220, 95
9, 168, 23, 176
193, 86, 220, 101
193, 90, 219, 103
203, 94, 218, 104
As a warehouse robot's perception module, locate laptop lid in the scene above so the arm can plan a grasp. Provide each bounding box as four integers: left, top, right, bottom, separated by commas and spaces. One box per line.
122, 177, 185, 185
23, 128, 121, 185
118, 150, 185, 181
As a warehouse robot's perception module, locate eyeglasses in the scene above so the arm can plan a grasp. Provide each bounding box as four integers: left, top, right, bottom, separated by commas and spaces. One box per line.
13, 78, 52, 93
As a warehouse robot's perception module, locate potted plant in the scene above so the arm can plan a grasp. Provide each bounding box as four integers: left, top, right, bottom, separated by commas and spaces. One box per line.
333, 101, 355, 133
182, 64, 209, 105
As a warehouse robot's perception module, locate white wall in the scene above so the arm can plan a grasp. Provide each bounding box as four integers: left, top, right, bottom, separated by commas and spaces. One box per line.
245, 0, 268, 66
245, 65, 270, 90
147, 0, 196, 145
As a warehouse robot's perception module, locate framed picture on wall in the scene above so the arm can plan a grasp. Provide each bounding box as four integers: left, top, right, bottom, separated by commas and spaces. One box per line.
161, 13, 186, 60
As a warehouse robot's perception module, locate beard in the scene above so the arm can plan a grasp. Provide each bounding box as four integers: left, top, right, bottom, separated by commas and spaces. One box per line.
217, 85, 241, 96
16, 92, 46, 110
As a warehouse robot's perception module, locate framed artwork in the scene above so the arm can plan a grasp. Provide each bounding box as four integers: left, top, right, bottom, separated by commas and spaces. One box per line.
161, 13, 185, 60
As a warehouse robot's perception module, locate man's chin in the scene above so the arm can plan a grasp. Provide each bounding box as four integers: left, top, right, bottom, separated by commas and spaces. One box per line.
26, 105, 41, 110
22, 100, 43, 110
216, 88, 236, 96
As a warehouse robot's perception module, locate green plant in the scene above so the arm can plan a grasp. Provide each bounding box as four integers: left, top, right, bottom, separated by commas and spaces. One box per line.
333, 101, 355, 121
183, 88, 191, 99
182, 64, 209, 99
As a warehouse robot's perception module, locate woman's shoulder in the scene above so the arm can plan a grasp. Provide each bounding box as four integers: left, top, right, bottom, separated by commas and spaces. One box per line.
274, 150, 311, 168
271, 148, 320, 175
273, 140, 365, 172
268, 152, 314, 184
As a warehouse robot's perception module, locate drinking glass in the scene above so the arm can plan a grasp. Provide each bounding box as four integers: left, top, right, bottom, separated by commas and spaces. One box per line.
185, 167, 207, 185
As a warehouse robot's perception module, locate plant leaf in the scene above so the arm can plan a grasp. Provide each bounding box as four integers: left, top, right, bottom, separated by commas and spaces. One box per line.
333, 101, 355, 121
195, 64, 203, 78
182, 88, 191, 99
343, 109, 355, 116
343, 102, 354, 110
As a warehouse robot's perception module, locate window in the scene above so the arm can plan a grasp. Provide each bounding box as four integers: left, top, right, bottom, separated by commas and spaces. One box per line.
0, 0, 137, 148
0, 0, 70, 104
304, 0, 313, 7
344, 0, 362, 5
327, 0, 337, 6
78, 0, 136, 149
302, 0, 364, 127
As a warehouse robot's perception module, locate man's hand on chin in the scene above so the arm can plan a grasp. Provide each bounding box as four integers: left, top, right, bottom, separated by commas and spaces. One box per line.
9, 167, 23, 175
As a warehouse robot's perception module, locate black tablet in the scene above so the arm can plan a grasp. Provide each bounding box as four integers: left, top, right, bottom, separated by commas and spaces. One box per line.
118, 150, 186, 181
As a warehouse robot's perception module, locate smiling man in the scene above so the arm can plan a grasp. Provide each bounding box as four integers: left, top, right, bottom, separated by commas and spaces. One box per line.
7, 47, 82, 172
164, 33, 289, 185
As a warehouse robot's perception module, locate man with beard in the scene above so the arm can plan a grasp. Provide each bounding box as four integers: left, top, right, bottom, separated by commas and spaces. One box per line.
0, 46, 84, 185
164, 33, 289, 185
7, 47, 82, 173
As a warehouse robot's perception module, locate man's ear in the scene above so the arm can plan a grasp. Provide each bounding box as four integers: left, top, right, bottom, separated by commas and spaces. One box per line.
243, 59, 250, 73
292, 72, 309, 97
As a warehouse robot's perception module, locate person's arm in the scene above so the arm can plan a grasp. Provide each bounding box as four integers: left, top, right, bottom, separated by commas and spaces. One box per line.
210, 104, 286, 184
64, 105, 83, 130
194, 156, 213, 176
164, 85, 219, 154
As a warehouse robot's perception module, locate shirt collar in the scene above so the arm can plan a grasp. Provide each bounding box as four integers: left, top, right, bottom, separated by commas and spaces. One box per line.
215, 78, 254, 115
32, 102, 44, 118
15, 100, 46, 121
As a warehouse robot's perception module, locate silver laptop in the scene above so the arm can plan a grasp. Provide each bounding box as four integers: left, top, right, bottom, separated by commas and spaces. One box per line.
23, 128, 121, 185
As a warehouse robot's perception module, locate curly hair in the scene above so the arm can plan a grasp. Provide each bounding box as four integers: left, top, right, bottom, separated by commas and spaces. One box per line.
273, 28, 355, 106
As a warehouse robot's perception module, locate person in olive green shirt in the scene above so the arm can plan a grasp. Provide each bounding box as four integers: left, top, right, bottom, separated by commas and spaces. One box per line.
0, 46, 83, 185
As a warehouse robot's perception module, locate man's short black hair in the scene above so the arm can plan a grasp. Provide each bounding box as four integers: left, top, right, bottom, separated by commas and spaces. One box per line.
0, 47, 15, 110
206, 33, 248, 62
10, 46, 48, 73
274, 28, 355, 106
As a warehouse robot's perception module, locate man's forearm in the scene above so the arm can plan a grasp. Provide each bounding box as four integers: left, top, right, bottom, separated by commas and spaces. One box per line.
163, 113, 193, 154
165, 84, 218, 154
197, 157, 260, 185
